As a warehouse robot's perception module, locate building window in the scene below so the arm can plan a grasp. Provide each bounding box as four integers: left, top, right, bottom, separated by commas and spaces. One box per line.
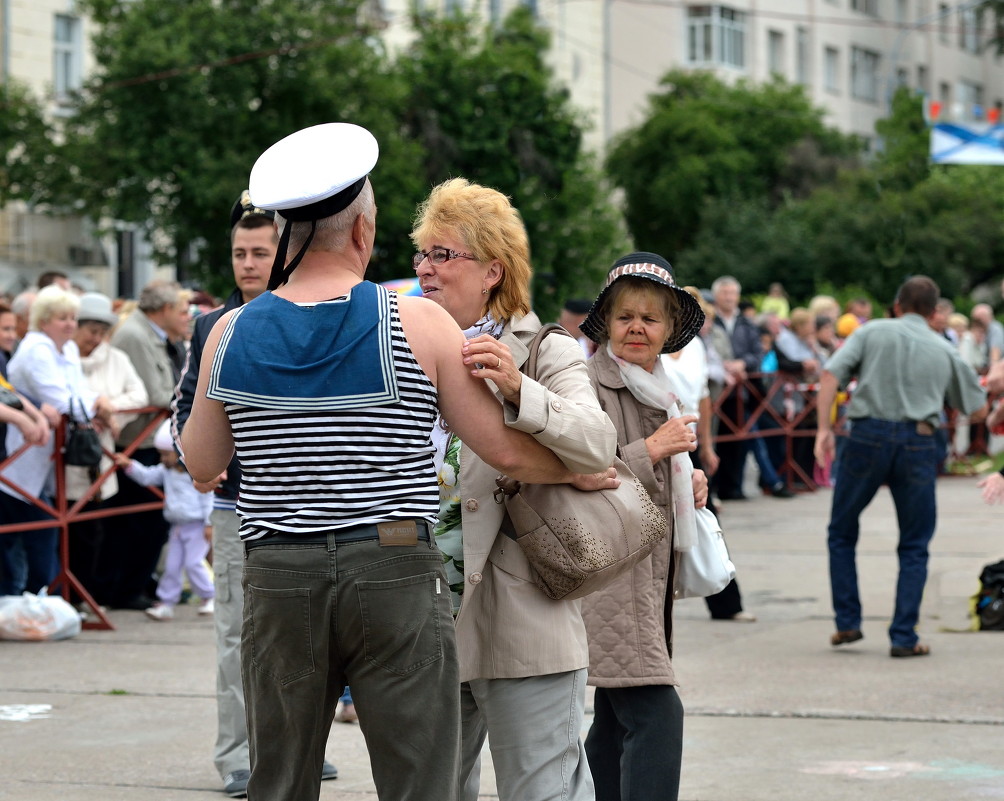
53, 14, 82, 100
824, 46, 840, 93
850, 46, 880, 102
958, 5, 982, 53
938, 4, 950, 44
938, 81, 951, 111
796, 27, 809, 85
896, 67, 909, 88
687, 5, 747, 69
917, 64, 930, 95
850, 0, 878, 15
768, 30, 785, 76
958, 79, 984, 119
896, 0, 909, 24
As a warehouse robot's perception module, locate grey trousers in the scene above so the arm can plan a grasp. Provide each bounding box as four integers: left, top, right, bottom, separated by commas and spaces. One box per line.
210, 509, 249, 780
460, 669, 594, 801
242, 534, 460, 801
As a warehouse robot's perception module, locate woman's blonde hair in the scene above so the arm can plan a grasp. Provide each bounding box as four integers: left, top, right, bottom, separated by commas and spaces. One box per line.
789, 307, 813, 331
411, 178, 531, 322
683, 285, 714, 320
30, 285, 79, 331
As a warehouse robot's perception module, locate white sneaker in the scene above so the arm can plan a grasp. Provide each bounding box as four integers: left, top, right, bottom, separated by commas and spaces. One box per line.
198, 598, 215, 616
145, 604, 174, 621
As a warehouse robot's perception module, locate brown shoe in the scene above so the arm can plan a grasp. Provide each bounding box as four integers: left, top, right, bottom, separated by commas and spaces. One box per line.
830, 629, 863, 646
890, 643, 930, 658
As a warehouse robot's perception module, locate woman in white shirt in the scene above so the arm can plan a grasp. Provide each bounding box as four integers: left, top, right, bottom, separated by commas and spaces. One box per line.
662, 288, 755, 623
0, 286, 114, 596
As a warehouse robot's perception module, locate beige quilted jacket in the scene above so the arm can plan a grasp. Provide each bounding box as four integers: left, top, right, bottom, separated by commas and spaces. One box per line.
581, 347, 677, 688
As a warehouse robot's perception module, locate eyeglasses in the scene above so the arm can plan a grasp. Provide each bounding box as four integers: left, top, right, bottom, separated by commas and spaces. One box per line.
412, 247, 477, 269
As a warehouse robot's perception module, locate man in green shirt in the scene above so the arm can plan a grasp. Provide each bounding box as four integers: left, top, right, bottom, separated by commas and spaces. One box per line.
814, 276, 985, 658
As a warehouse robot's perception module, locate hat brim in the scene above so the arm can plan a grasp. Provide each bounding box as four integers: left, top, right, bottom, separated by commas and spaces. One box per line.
77, 311, 118, 327
580, 273, 706, 354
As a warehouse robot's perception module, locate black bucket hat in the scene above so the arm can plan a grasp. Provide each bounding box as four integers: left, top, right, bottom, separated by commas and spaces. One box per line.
579, 252, 705, 354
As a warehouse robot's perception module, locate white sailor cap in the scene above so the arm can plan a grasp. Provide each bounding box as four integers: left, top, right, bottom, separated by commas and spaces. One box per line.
250, 123, 378, 220
248, 122, 379, 288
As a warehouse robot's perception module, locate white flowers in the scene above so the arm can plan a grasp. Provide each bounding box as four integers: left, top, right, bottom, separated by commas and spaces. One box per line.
438, 462, 458, 489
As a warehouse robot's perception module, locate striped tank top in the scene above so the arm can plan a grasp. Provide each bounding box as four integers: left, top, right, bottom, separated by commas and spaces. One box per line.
206, 282, 439, 541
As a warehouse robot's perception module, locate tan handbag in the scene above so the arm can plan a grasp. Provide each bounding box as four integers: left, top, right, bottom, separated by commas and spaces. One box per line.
493, 325, 667, 601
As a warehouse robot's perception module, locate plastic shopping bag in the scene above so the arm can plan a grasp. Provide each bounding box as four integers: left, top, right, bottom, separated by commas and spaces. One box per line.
0, 589, 82, 641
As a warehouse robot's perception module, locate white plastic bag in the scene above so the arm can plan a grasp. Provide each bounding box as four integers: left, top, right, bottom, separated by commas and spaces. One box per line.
674, 506, 737, 599
0, 589, 82, 641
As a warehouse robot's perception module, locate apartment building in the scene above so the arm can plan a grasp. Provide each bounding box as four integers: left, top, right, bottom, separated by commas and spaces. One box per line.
382, 0, 1004, 151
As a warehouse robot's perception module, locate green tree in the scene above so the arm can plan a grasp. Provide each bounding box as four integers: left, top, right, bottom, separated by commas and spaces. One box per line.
874, 86, 930, 191
64, 0, 422, 294
673, 196, 820, 300
605, 70, 859, 260
396, 8, 630, 320
0, 82, 62, 206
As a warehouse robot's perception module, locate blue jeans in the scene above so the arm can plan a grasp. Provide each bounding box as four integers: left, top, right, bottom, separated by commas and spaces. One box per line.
0, 492, 58, 596
827, 418, 938, 649
241, 532, 459, 801
751, 429, 782, 488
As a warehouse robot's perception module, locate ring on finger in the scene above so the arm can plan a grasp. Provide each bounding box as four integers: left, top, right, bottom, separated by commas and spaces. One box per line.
496, 356, 502, 368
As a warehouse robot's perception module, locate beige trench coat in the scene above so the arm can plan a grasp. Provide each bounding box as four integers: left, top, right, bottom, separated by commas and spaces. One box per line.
454, 312, 617, 683
581, 346, 678, 688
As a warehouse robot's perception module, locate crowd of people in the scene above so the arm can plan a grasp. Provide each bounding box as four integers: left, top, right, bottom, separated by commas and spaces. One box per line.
1, 119, 1002, 801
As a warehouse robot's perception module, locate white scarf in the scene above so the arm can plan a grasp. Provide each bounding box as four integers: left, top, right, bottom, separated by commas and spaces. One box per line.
607, 343, 697, 552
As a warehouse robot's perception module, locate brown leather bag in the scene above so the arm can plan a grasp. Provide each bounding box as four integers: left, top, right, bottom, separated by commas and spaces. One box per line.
493, 325, 666, 601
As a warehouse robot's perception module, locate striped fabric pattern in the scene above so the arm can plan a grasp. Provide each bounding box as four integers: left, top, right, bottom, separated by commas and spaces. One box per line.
221, 292, 440, 541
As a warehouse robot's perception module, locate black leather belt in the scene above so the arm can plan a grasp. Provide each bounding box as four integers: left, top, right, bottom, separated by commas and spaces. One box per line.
245, 520, 431, 550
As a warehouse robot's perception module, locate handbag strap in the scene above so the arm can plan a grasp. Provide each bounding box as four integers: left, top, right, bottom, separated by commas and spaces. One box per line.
71, 397, 92, 425
521, 323, 574, 382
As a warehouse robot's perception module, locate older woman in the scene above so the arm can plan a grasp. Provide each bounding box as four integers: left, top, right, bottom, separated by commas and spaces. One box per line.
66, 292, 148, 606
411, 177, 617, 801
0, 286, 115, 596
578, 252, 708, 801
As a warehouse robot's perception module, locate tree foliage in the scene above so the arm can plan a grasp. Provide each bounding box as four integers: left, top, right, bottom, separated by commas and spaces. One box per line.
874, 86, 930, 191
57, 2, 625, 314
0, 82, 63, 206
606, 70, 859, 260
64, 0, 421, 294
397, 8, 630, 320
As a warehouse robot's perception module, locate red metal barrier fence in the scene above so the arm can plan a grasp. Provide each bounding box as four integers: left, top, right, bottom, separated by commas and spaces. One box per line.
0, 407, 170, 630
709, 372, 986, 491
0, 376, 990, 632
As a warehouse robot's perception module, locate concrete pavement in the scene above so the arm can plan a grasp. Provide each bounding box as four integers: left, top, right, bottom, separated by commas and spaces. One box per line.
1, 474, 1002, 800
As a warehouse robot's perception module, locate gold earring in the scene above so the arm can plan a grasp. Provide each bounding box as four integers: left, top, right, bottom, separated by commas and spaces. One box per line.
482, 288, 489, 295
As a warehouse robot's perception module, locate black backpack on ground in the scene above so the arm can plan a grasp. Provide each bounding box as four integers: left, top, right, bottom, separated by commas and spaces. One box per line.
976, 560, 1004, 631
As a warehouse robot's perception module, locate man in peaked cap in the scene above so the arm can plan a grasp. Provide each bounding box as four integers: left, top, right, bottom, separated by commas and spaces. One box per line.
172, 192, 338, 797
179, 123, 603, 801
